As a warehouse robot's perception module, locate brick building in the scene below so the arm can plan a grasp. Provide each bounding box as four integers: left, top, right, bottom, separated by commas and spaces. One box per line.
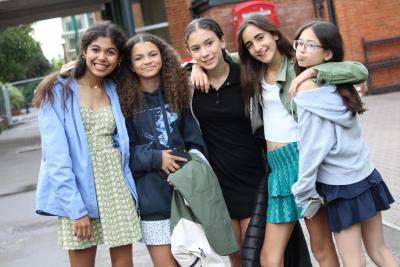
162, 0, 399, 94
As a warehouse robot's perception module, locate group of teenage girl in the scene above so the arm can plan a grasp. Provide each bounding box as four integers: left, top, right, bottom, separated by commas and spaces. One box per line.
34, 11, 398, 267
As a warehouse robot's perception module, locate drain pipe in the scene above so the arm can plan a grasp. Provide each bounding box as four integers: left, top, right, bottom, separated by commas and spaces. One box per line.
326, 0, 337, 25
120, 0, 136, 37
314, 0, 324, 19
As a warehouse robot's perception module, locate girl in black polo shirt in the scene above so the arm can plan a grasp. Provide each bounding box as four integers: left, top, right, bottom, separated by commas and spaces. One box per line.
183, 18, 266, 267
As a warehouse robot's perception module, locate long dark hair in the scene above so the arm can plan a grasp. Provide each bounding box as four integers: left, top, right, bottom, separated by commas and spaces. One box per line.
183, 17, 228, 60
237, 15, 294, 114
293, 21, 366, 115
117, 33, 191, 117
33, 21, 127, 108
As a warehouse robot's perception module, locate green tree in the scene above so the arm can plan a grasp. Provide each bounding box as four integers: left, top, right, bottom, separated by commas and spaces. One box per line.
0, 25, 51, 82
51, 57, 65, 72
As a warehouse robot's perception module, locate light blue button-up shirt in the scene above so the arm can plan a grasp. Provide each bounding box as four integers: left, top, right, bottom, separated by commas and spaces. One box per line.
35, 76, 138, 220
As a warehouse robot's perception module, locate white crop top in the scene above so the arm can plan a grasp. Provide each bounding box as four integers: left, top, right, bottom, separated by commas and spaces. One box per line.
261, 80, 299, 142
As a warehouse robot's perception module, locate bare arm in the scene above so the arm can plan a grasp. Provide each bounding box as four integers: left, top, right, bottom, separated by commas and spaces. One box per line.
289, 68, 318, 97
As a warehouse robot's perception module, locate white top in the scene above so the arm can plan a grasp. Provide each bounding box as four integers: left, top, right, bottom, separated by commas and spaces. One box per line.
261, 80, 299, 142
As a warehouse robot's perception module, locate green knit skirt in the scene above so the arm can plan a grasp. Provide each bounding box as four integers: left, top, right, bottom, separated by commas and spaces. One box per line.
266, 142, 302, 223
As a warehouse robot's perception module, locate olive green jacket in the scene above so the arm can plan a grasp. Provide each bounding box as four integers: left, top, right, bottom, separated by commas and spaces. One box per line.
226, 53, 368, 132
169, 154, 239, 256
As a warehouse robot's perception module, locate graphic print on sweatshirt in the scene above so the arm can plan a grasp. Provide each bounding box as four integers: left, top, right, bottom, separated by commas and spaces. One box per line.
140, 104, 178, 147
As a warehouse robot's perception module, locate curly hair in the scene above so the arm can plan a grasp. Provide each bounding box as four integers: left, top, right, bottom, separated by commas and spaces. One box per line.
117, 33, 191, 118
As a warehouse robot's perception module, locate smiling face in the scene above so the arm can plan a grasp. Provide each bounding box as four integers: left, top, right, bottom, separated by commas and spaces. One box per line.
241, 24, 280, 65
130, 41, 162, 81
186, 28, 226, 71
295, 27, 332, 68
82, 37, 120, 79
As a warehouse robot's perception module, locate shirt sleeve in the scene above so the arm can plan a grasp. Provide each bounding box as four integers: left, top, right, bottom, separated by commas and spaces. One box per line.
291, 106, 336, 209
39, 100, 87, 220
313, 61, 368, 85
126, 119, 162, 172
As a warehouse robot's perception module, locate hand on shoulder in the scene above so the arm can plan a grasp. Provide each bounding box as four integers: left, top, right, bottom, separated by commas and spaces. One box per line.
289, 68, 318, 97
297, 78, 319, 93
60, 60, 78, 75
191, 64, 210, 92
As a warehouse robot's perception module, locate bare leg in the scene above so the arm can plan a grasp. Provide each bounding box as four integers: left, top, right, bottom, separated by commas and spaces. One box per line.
361, 212, 399, 267
260, 222, 296, 267
334, 223, 365, 267
229, 218, 250, 267
68, 246, 97, 267
147, 244, 178, 267
110, 244, 133, 267
305, 208, 339, 267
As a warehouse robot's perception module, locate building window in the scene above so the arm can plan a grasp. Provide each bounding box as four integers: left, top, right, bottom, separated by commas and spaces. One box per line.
133, 0, 170, 43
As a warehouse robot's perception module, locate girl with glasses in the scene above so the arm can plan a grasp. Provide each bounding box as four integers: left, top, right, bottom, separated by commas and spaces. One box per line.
236, 15, 363, 267
291, 20, 398, 267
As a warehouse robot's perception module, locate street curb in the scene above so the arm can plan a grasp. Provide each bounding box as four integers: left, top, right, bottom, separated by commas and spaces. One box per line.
0, 115, 41, 149
0, 134, 41, 150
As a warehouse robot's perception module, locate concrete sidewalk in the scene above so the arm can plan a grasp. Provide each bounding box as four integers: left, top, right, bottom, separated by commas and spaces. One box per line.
358, 92, 400, 228
1, 93, 399, 226
0, 109, 40, 150
0, 92, 399, 266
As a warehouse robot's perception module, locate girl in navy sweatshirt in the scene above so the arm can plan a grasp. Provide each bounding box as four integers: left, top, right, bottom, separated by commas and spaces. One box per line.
117, 33, 207, 267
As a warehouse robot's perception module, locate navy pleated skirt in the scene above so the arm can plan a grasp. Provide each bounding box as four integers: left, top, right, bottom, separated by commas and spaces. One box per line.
317, 169, 394, 233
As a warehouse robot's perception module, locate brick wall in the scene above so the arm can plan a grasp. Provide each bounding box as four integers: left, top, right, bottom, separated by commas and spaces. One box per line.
273, 0, 316, 41
164, 0, 193, 58
197, 0, 316, 53
196, 4, 238, 53
331, 0, 400, 61
163, 0, 400, 93
331, 0, 400, 93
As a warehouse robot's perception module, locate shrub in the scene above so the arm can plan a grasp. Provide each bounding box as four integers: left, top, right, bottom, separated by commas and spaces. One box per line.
8, 85, 25, 111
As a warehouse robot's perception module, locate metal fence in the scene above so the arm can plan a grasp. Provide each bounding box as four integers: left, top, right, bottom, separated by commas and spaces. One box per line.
0, 85, 12, 130
0, 86, 6, 117
0, 77, 43, 130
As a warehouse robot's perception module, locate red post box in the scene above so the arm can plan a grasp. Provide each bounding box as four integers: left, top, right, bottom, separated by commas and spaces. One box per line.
232, 1, 279, 46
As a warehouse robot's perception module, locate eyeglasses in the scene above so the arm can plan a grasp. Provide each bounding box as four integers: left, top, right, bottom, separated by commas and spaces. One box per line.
293, 40, 324, 53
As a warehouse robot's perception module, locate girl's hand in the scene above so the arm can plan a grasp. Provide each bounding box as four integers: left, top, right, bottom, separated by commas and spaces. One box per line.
191, 64, 210, 92
72, 215, 92, 240
289, 68, 318, 97
60, 60, 78, 75
161, 150, 187, 175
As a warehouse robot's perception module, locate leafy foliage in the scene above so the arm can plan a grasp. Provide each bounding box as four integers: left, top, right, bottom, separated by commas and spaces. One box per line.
0, 25, 51, 82
7, 85, 25, 111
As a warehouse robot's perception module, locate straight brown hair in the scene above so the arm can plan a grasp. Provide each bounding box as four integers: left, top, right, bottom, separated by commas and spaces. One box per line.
237, 15, 294, 114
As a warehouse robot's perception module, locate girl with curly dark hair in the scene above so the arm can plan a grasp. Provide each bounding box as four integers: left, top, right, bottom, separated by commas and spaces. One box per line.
117, 33, 207, 267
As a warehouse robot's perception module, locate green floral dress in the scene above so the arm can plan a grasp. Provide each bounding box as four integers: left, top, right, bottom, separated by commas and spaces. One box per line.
58, 106, 141, 250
